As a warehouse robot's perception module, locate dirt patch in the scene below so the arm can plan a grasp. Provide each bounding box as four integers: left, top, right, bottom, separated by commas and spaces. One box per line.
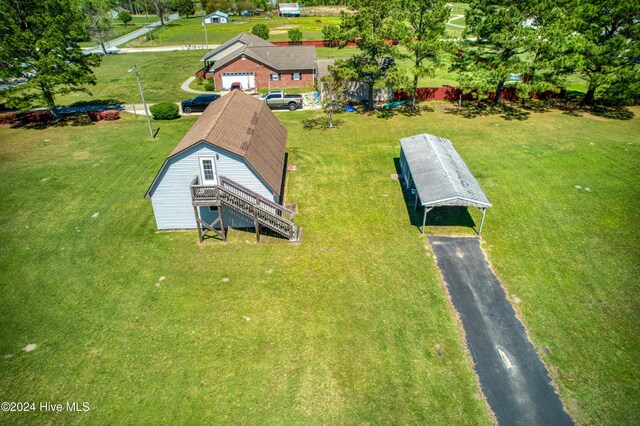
73, 151, 90, 160
273, 25, 300, 30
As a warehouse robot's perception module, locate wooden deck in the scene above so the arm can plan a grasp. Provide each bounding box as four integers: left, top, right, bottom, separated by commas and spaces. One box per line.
190, 175, 299, 242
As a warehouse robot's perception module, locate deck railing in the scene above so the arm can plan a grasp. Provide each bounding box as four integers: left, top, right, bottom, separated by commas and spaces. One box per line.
190, 175, 298, 241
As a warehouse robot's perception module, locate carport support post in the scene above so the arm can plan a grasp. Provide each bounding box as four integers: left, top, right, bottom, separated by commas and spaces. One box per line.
478, 207, 487, 236
422, 206, 432, 234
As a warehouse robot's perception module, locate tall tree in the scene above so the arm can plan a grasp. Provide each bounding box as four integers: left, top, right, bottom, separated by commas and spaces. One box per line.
338, 0, 401, 110
174, 0, 195, 17
153, 0, 173, 24
205, 0, 230, 14
398, 0, 450, 109
321, 65, 349, 128
0, 0, 101, 116
453, 0, 539, 104
83, 0, 115, 55
561, 0, 639, 105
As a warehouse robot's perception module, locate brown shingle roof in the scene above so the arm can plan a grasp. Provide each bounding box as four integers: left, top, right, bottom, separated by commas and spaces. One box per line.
145, 91, 287, 198
201, 33, 274, 62
212, 45, 316, 72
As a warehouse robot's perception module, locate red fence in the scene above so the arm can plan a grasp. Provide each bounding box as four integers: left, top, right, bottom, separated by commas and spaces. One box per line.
270, 39, 398, 47
394, 86, 564, 102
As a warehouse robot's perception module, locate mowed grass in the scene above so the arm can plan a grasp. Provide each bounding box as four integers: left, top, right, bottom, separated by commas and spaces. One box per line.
78, 16, 156, 47
0, 113, 488, 423
126, 16, 342, 47
0, 104, 638, 424
55, 51, 205, 105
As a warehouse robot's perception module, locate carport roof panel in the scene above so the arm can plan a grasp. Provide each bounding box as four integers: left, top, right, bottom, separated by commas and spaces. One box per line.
400, 134, 492, 208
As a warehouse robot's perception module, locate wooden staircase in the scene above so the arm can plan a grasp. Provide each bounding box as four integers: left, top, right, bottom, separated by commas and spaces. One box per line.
191, 175, 299, 242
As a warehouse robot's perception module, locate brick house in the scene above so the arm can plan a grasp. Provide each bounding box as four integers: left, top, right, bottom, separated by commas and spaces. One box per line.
200, 33, 316, 91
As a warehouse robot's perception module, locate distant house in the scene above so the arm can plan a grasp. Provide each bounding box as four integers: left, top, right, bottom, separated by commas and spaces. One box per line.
204, 11, 229, 24
200, 33, 316, 91
279, 3, 300, 17
145, 91, 299, 242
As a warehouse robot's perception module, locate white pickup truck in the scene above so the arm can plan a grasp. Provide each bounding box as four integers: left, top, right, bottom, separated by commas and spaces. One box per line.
260, 90, 303, 111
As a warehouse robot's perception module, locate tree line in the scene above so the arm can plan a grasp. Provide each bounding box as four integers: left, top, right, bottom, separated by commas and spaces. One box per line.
326, 0, 639, 110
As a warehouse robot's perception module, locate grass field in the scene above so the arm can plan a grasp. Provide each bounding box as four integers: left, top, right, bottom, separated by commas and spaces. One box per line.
1, 102, 639, 424
126, 16, 342, 47
78, 16, 156, 48
55, 51, 205, 105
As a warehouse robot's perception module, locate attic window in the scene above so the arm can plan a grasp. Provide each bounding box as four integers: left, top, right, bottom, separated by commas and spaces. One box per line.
241, 54, 246, 60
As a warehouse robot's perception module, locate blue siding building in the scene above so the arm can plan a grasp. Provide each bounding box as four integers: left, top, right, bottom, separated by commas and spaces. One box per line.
145, 91, 299, 241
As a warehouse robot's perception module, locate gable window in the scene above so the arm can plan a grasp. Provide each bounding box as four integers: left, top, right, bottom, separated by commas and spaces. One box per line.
199, 157, 217, 185
270, 74, 280, 81
292, 72, 301, 81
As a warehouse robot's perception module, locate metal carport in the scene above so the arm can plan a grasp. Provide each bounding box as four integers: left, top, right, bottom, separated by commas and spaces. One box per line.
399, 134, 492, 235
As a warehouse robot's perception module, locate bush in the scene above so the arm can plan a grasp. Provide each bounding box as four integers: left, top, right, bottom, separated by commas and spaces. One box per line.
0, 112, 17, 124
71, 113, 93, 126
150, 102, 179, 120
252, 23, 269, 40
87, 110, 102, 121
204, 82, 214, 91
118, 10, 132, 26
288, 28, 303, 43
195, 76, 204, 85
99, 110, 120, 121
17, 110, 54, 124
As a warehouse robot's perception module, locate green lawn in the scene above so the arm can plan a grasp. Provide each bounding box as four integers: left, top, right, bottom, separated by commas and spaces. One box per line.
55, 51, 205, 105
78, 16, 156, 48
126, 16, 342, 47
1, 103, 639, 424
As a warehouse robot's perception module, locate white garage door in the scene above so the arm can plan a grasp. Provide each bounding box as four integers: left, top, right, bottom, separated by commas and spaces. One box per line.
221, 72, 255, 90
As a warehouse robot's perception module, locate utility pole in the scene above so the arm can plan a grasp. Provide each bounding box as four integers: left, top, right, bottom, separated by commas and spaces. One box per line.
129, 65, 154, 139
203, 19, 208, 50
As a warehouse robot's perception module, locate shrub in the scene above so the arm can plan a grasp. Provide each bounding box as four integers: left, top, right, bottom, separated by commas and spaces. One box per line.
118, 10, 132, 26
252, 23, 269, 40
87, 110, 102, 121
195, 76, 204, 85
288, 28, 303, 44
150, 102, 179, 120
99, 110, 120, 121
204, 82, 214, 91
17, 110, 54, 124
0, 112, 17, 124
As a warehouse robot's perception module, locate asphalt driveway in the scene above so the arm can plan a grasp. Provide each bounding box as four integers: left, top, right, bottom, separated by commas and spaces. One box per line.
428, 236, 573, 425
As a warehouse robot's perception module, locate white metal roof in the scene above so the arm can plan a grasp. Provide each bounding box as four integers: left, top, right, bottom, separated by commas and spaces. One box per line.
400, 134, 492, 208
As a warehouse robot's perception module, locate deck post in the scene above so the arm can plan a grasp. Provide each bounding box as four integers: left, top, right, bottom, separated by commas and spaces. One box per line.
253, 209, 260, 242
193, 205, 203, 243
478, 207, 487, 236
218, 206, 226, 241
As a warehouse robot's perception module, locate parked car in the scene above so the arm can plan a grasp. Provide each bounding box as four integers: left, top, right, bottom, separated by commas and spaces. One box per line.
180, 94, 221, 113
229, 82, 243, 91
261, 90, 303, 111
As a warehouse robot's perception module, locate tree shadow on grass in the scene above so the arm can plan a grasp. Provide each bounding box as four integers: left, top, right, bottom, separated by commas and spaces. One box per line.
374, 105, 432, 119
589, 106, 634, 120
445, 101, 531, 121
393, 158, 477, 233
66, 99, 123, 108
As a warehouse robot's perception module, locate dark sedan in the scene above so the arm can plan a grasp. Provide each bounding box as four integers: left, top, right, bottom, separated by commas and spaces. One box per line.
181, 94, 221, 113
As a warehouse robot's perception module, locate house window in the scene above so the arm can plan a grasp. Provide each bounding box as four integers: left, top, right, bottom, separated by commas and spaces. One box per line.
199, 157, 217, 184
270, 74, 280, 81
292, 72, 301, 81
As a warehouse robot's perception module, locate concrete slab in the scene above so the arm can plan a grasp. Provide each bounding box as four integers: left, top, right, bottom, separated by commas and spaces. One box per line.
428, 236, 573, 426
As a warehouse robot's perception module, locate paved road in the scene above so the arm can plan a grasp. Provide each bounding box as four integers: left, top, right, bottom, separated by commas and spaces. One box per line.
83, 13, 179, 55
428, 236, 573, 426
